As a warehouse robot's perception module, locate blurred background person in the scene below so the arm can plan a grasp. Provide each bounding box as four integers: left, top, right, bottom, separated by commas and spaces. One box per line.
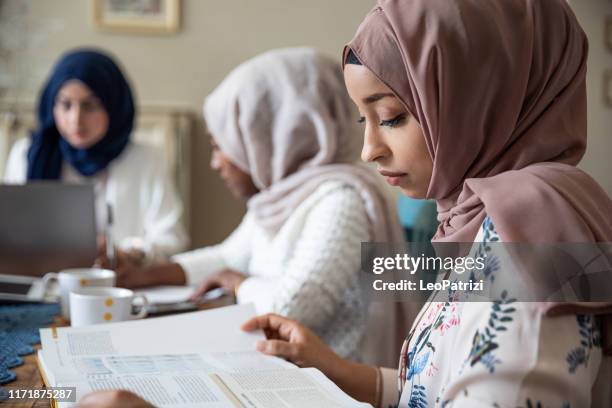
3, 48, 188, 263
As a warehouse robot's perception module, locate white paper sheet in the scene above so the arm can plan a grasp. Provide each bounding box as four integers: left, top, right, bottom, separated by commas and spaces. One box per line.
40, 304, 264, 370
135, 286, 225, 305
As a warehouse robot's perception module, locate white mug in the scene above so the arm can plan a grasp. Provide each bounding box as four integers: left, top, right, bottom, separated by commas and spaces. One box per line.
69, 287, 149, 327
42, 268, 116, 320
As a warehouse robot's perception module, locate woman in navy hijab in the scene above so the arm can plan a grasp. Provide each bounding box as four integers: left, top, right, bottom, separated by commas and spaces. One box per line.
4, 48, 188, 262
27, 49, 134, 180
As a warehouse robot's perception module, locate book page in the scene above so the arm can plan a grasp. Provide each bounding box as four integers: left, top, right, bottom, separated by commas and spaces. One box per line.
215, 368, 373, 408
42, 350, 294, 384
40, 304, 264, 371
47, 351, 293, 407
56, 373, 240, 408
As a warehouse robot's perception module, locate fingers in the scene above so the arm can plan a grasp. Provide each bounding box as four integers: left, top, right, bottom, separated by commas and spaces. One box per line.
79, 390, 152, 408
241, 314, 299, 341
255, 339, 299, 360
93, 255, 110, 269
96, 235, 107, 255
189, 280, 217, 301
241, 313, 287, 331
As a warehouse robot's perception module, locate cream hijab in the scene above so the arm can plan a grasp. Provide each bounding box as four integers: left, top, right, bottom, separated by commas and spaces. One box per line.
204, 47, 403, 243
345, 0, 612, 353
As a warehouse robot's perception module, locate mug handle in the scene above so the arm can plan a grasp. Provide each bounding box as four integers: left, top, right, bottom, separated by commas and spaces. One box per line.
40, 272, 59, 294
131, 295, 149, 320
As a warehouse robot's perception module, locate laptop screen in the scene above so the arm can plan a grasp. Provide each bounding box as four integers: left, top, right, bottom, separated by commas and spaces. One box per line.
0, 183, 98, 278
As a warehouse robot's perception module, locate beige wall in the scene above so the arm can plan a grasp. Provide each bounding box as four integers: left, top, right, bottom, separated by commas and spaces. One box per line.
2, 0, 610, 248
571, 0, 612, 194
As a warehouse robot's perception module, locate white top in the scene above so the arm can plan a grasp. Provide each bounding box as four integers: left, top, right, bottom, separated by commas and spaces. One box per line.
173, 181, 370, 360
3, 138, 188, 260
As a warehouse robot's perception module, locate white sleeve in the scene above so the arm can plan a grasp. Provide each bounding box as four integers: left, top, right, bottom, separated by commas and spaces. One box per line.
172, 214, 254, 285
3, 138, 29, 184
380, 368, 399, 408
117, 147, 189, 260
236, 185, 369, 332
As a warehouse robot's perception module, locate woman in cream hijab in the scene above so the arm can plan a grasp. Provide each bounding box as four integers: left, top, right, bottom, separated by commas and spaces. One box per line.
115, 47, 404, 362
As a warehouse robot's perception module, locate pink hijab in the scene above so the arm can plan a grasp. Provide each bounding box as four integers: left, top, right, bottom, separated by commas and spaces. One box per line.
345, 0, 612, 353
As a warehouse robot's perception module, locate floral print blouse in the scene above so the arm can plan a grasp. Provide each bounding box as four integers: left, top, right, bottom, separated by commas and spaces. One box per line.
383, 217, 609, 408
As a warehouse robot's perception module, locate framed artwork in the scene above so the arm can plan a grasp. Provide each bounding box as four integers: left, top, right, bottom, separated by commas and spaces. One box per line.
92, 0, 181, 34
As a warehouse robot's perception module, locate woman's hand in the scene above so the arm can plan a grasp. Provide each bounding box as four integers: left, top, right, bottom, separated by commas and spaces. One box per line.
79, 390, 153, 408
240, 313, 347, 380
113, 259, 154, 289
189, 268, 247, 300
94, 251, 187, 289
242, 314, 380, 406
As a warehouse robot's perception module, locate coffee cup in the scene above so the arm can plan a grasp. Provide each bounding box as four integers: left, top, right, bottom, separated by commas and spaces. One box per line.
69, 287, 148, 327
42, 268, 116, 320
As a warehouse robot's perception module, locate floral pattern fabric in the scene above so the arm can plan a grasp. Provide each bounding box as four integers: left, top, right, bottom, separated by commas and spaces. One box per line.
395, 218, 605, 408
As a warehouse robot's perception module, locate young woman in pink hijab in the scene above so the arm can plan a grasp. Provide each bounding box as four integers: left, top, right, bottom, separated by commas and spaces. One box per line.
238, 1, 612, 407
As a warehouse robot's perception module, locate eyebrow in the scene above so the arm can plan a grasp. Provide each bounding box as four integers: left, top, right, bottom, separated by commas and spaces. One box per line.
56, 93, 96, 101
363, 92, 396, 105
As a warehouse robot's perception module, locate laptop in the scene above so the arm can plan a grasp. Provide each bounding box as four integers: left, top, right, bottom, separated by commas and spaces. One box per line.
0, 183, 97, 302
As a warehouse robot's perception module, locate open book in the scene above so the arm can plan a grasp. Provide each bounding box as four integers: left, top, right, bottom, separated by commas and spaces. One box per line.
38, 304, 372, 408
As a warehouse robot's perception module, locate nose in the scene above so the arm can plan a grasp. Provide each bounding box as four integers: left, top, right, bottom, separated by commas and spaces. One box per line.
361, 126, 389, 163
210, 151, 222, 172
68, 104, 84, 127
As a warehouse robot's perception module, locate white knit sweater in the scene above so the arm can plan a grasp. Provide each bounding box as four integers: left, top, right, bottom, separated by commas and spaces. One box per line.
173, 181, 369, 359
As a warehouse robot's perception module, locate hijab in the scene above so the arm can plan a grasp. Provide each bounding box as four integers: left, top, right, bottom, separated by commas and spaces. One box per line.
27, 48, 135, 179
204, 47, 403, 243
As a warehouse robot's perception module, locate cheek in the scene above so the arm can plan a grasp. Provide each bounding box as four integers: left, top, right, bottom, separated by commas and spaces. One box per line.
53, 107, 68, 132
88, 112, 109, 136
389, 128, 433, 195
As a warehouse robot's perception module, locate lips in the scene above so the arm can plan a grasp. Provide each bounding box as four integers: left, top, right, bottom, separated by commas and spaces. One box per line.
379, 169, 407, 186
378, 169, 406, 177
71, 130, 87, 139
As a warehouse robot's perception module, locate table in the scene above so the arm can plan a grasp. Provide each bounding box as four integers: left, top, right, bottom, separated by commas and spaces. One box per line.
3, 296, 234, 407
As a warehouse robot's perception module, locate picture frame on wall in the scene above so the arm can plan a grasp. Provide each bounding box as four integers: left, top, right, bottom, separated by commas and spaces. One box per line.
92, 0, 181, 34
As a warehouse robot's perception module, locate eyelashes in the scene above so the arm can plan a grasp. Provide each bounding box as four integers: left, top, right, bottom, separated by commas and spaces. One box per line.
380, 114, 406, 127
357, 113, 407, 128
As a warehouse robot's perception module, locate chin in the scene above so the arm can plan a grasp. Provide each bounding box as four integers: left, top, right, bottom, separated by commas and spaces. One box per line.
227, 186, 244, 199
399, 187, 427, 200
65, 136, 98, 150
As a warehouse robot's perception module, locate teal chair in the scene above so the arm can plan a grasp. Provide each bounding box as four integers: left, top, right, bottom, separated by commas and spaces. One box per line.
396, 195, 438, 243
396, 196, 438, 296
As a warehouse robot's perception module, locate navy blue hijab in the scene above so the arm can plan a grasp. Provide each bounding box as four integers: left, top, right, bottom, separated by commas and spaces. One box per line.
27, 49, 135, 179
